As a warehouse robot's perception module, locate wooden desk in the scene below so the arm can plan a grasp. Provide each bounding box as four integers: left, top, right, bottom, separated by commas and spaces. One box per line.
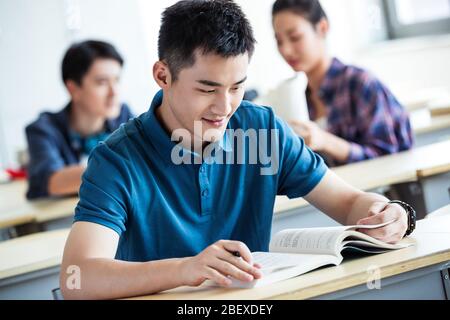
412, 110, 450, 136
411, 108, 450, 147
0, 228, 69, 299
0, 180, 78, 230
0, 181, 35, 229
133, 209, 450, 300
417, 167, 450, 214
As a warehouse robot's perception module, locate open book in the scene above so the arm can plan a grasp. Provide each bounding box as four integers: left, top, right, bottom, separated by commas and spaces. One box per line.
207, 221, 412, 289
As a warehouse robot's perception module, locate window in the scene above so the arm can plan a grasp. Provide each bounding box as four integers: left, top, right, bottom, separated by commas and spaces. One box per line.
383, 0, 450, 39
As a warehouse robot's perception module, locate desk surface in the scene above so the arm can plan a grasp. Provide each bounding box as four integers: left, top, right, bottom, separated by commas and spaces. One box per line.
0, 181, 78, 229
411, 109, 450, 135
133, 208, 450, 300
0, 181, 35, 228
0, 228, 70, 280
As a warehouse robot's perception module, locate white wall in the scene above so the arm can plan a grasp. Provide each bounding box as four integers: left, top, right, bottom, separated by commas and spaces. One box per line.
0, 0, 153, 167
1, 0, 449, 168
355, 35, 450, 101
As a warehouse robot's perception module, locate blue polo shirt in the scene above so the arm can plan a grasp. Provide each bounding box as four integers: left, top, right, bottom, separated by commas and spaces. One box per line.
74, 91, 327, 261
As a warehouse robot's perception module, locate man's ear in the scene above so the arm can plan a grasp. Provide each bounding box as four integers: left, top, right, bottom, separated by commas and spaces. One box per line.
65, 79, 81, 101
315, 18, 329, 39
153, 61, 172, 89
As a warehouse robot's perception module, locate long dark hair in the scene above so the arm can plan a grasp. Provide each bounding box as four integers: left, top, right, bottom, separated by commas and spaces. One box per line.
272, 0, 328, 26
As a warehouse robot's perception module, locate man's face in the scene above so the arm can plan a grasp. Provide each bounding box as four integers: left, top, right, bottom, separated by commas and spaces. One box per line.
69, 58, 122, 119
161, 51, 249, 145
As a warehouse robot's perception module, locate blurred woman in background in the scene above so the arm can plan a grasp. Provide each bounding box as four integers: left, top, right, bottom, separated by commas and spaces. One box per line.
272, 0, 413, 166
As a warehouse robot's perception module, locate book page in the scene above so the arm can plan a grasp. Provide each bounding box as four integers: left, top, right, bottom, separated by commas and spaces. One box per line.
269, 220, 398, 255
252, 251, 311, 272
339, 231, 412, 250
344, 219, 396, 231
202, 252, 340, 289
269, 227, 347, 255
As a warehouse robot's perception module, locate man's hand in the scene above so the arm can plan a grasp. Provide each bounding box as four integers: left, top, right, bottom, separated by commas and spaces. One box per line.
179, 240, 263, 287
288, 120, 327, 151
356, 202, 408, 244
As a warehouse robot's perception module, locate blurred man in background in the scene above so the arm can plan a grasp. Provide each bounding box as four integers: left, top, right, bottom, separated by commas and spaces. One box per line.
26, 40, 133, 199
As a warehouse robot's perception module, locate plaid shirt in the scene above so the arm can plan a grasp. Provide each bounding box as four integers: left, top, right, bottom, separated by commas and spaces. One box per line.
306, 58, 413, 165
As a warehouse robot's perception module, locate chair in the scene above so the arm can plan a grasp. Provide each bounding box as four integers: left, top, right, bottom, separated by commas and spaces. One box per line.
52, 287, 64, 300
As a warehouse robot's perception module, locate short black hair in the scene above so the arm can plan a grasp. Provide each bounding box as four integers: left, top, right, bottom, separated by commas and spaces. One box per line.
272, 0, 328, 25
61, 40, 124, 85
158, 0, 256, 81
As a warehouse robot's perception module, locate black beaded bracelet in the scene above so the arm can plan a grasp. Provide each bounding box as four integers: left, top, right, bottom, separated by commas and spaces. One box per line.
388, 200, 416, 237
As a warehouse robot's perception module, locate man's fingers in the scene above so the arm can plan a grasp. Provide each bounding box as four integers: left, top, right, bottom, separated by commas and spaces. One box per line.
205, 267, 232, 287
220, 240, 253, 265
368, 202, 388, 216
357, 202, 409, 242
359, 221, 399, 241
215, 240, 263, 280
383, 232, 403, 244
358, 207, 398, 226
208, 259, 254, 283
217, 251, 263, 279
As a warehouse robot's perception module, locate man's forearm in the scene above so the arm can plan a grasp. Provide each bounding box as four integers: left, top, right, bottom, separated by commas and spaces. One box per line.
48, 165, 85, 196
346, 192, 389, 225
60, 257, 186, 300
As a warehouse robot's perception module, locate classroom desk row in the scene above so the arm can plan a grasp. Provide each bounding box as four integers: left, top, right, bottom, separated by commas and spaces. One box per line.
1, 139, 450, 233
1, 205, 448, 300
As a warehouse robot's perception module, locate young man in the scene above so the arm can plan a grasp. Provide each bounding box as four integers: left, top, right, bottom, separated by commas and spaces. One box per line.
26, 40, 133, 199
61, 0, 414, 300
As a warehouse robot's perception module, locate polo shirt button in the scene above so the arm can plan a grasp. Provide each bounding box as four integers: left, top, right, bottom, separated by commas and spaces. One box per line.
200, 166, 205, 173
202, 189, 209, 197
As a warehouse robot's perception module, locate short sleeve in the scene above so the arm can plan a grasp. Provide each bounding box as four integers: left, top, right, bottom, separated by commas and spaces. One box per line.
276, 114, 328, 198
74, 142, 135, 236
